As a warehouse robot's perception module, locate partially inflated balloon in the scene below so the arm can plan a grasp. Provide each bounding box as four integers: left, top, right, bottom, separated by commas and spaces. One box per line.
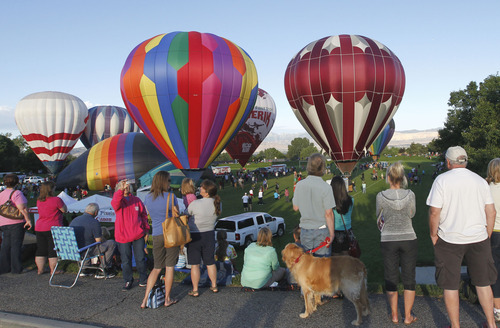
56, 132, 167, 190
120, 31, 258, 178
225, 88, 276, 167
368, 119, 395, 160
80, 106, 140, 149
285, 35, 405, 174
15, 91, 88, 174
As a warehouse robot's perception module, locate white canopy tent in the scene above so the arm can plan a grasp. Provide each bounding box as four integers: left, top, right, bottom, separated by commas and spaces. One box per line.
66, 194, 115, 223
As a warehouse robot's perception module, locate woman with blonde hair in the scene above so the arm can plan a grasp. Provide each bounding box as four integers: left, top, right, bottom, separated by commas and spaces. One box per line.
186, 179, 221, 296
376, 161, 417, 324
140, 171, 179, 308
241, 227, 286, 289
180, 178, 197, 210
486, 158, 500, 320
35, 181, 67, 275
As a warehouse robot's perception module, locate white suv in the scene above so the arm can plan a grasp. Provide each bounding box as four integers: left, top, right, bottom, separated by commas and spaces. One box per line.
215, 212, 286, 247
23, 176, 44, 184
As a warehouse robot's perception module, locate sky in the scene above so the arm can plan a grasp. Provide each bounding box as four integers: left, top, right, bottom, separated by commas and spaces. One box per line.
1, 0, 499, 139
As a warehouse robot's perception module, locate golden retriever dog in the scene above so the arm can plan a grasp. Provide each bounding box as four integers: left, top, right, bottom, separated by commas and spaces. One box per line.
282, 243, 370, 326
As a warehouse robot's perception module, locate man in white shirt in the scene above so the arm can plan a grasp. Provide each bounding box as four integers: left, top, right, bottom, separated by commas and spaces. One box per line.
427, 146, 497, 328
242, 193, 249, 212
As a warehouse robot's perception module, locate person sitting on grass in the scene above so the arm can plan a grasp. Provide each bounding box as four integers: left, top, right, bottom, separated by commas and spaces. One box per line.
241, 227, 287, 290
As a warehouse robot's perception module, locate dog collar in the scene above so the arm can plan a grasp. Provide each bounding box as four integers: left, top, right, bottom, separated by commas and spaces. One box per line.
294, 254, 303, 264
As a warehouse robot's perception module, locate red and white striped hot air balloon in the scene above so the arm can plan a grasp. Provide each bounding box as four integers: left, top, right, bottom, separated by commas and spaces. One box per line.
284, 35, 405, 175
15, 91, 88, 174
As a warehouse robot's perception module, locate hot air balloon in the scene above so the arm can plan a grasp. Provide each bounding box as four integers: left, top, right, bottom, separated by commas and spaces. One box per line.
80, 105, 140, 149
56, 132, 168, 190
284, 35, 405, 175
15, 91, 89, 174
368, 119, 395, 161
225, 88, 276, 167
120, 31, 258, 180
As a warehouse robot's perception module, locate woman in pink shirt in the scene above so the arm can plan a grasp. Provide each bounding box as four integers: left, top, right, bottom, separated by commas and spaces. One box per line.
111, 179, 150, 291
35, 181, 67, 275
0, 174, 32, 274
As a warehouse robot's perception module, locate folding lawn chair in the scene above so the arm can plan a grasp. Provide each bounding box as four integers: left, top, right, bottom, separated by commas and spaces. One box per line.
49, 226, 105, 288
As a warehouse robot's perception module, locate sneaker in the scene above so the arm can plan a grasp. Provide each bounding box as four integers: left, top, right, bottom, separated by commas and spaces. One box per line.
79, 269, 93, 277
122, 281, 133, 291
95, 271, 116, 279
139, 282, 147, 287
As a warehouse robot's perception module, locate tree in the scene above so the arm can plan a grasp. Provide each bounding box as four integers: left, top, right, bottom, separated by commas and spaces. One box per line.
12, 135, 28, 153
407, 143, 427, 155
214, 151, 233, 163
300, 145, 319, 159
0, 135, 20, 171
262, 147, 285, 160
287, 137, 314, 160
433, 74, 500, 174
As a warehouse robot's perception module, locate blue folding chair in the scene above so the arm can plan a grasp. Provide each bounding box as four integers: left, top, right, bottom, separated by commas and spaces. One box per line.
49, 226, 105, 288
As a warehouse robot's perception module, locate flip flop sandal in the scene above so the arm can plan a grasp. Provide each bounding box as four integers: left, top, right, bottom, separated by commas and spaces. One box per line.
188, 290, 199, 297
404, 315, 418, 325
210, 286, 219, 293
164, 299, 178, 307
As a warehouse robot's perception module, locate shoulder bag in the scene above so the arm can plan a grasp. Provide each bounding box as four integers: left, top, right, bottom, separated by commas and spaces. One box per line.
0, 190, 24, 220
162, 193, 192, 248
340, 214, 361, 258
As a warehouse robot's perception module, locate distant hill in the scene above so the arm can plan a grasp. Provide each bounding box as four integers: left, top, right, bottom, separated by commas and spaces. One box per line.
257, 128, 440, 152
70, 128, 440, 158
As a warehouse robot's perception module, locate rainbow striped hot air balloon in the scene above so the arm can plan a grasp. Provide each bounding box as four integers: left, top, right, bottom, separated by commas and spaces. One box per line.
56, 132, 168, 190
120, 31, 258, 179
368, 119, 395, 161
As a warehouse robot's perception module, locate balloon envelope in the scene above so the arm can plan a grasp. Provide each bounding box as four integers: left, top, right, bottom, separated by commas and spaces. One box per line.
225, 88, 276, 167
56, 132, 168, 190
80, 105, 140, 149
120, 31, 258, 176
284, 35, 405, 174
368, 119, 395, 160
15, 91, 88, 174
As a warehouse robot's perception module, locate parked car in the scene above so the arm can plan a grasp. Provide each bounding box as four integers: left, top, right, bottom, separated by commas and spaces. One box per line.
23, 176, 44, 184
215, 212, 285, 247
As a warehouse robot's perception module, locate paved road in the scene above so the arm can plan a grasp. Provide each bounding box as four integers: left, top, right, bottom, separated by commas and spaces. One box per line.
0, 271, 493, 327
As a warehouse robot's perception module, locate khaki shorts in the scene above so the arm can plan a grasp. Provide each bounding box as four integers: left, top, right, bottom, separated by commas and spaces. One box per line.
434, 237, 497, 290
152, 235, 180, 268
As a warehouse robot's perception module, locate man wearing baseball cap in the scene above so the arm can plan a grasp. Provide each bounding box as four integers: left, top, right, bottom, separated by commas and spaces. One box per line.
427, 146, 497, 327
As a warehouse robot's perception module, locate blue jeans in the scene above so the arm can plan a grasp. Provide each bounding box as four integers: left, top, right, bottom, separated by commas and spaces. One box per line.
117, 238, 147, 284
0, 223, 25, 274
300, 227, 331, 257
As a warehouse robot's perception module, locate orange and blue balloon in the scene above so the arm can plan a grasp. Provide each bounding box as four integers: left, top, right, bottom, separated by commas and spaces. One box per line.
120, 31, 258, 177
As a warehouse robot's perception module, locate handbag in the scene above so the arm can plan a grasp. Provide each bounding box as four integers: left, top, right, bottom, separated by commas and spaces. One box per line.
146, 277, 165, 309
376, 209, 385, 232
162, 193, 192, 248
0, 190, 24, 220
340, 214, 361, 258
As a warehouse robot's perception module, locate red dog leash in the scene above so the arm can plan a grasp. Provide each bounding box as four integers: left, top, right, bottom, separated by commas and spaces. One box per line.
294, 237, 331, 264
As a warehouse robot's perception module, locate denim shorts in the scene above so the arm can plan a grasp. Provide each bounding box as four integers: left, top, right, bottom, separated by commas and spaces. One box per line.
300, 227, 331, 257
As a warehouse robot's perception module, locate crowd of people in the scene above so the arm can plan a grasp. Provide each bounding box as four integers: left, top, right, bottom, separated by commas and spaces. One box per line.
3, 146, 500, 327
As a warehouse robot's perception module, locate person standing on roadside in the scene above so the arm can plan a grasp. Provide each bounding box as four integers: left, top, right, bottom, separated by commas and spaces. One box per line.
292, 153, 335, 257
112, 179, 150, 291
427, 146, 497, 328
486, 158, 500, 322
